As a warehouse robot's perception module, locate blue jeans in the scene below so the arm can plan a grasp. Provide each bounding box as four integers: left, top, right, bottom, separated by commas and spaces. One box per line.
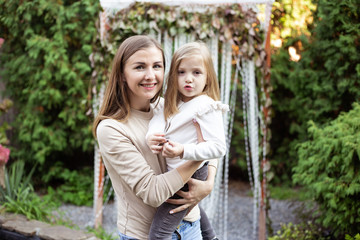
118, 219, 202, 240
118, 231, 137, 240
172, 219, 202, 240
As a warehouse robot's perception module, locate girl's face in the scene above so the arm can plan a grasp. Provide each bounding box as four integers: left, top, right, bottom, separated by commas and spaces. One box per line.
123, 46, 164, 111
177, 56, 207, 102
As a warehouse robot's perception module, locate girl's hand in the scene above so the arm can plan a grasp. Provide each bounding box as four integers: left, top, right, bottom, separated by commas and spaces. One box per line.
162, 140, 184, 158
147, 133, 167, 154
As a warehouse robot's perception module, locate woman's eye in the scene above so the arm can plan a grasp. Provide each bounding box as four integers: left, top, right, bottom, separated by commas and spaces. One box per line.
135, 65, 144, 70
154, 64, 163, 69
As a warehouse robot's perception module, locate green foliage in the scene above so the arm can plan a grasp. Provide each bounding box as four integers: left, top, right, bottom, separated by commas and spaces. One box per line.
2, 185, 56, 222
345, 234, 360, 240
0, 161, 56, 222
43, 164, 94, 206
0, 99, 13, 145
293, 103, 360, 236
270, 0, 360, 183
86, 226, 117, 240
0, 0, 100, 167
0, 161, 35, 201
269, 222, 330, 240
268, 185, 309, 201
272, 0, 316, 38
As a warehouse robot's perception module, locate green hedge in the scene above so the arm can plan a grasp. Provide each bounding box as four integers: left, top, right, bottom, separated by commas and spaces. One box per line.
0, 0, 100, 174
269, 0, 360, 184
293, 103, 360, 237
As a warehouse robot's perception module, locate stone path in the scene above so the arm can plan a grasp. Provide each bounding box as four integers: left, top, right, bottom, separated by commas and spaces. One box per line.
0, 212, 100, 240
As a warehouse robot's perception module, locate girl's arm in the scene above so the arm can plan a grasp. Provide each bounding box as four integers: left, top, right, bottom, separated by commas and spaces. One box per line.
182, 105, 227, 160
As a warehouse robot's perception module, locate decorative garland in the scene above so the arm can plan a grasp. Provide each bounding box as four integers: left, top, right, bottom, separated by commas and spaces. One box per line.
103, 2, 266, 63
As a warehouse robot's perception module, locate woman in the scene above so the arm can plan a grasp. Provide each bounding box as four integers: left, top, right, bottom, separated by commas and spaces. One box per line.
93, 35, 217, 239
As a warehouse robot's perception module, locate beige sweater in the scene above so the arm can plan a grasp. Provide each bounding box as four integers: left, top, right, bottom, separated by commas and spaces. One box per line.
96, 107, 186, 239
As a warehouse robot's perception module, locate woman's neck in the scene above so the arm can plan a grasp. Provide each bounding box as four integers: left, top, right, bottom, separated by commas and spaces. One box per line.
130, 101, 151, 112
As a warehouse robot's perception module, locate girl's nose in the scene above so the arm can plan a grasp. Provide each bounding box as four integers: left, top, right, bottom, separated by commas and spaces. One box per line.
185, 75, 193, 83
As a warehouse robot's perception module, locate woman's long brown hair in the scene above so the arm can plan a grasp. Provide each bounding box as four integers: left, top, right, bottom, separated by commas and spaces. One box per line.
92, 35, 165, 137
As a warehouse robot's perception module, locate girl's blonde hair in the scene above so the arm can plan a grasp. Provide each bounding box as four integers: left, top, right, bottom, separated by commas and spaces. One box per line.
93, 35, 165, 137
164, 41, 220, 120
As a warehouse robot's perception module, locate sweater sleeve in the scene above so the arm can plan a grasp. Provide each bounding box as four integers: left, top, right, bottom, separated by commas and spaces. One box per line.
182, 102, 229, 161
97, 120, 184, 207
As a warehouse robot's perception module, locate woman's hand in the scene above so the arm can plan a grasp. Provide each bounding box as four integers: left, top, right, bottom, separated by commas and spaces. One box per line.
147, 133, 167, 154
166, 177, 213, 214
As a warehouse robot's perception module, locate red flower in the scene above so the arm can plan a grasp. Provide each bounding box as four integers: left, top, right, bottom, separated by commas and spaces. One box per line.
0, 145, 10, 164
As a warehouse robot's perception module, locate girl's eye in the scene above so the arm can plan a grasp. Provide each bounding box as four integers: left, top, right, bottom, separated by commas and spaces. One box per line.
194, 71, 201, 75
178, 70, 185, 74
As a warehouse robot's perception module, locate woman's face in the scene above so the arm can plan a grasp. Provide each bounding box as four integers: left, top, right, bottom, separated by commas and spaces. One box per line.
124, 46, 164, 111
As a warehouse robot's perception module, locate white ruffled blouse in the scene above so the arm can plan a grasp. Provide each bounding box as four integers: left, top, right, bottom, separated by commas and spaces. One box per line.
147, 95, 229, 171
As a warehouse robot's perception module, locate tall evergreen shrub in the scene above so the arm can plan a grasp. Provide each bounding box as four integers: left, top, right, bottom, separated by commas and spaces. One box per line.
293, 103, 360, 236
0, 1, 100, 168
270, 0, 360, 183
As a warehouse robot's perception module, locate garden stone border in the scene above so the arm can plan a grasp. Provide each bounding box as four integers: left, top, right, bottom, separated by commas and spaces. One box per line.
0, 213, 100, 240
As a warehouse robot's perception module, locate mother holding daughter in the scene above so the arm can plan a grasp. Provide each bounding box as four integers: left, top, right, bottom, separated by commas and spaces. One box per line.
94, 35, 227, 240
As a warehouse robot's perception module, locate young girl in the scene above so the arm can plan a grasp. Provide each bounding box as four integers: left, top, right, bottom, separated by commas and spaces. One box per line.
146, 41, 228, 240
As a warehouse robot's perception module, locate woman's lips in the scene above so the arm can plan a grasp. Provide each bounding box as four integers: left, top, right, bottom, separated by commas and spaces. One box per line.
140, 83, 157, 89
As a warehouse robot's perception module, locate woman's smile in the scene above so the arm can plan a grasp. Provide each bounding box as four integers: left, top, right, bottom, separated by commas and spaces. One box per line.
140, 82, 158, 90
